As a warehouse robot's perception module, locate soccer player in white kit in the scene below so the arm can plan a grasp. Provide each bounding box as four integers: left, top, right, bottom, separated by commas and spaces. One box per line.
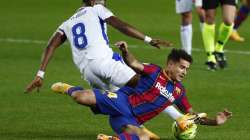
175, 0, 205, 55
25, 0, 183, 139
26, 0, 172, 93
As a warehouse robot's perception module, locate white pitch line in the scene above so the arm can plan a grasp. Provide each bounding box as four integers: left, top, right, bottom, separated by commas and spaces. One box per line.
0, 38, 46, 44
1, 37, 250, 55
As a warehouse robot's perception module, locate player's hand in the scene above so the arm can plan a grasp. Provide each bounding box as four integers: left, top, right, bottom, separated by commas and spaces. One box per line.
149, 39, 173, 49
216, 109, 232, 125
115, 41, 128, 52
25, 76, 43, 93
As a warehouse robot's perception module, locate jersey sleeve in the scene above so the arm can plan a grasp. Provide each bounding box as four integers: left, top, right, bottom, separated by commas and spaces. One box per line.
56, 21, 66, 35
142, 63, 161, 75
93, 4, 114, 20
174, 85, 192, 113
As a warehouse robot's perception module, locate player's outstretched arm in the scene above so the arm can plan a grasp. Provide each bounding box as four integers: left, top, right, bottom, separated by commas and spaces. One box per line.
115, 41, 144, 73
198, 109, 232, 126
106, 16, 173, 48
25, 32, 66, 93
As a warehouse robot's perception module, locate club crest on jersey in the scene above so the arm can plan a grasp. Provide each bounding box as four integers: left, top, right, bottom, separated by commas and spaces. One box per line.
107, 92, 118, 99
175, 87, 181, 95
155, 82, 175, 102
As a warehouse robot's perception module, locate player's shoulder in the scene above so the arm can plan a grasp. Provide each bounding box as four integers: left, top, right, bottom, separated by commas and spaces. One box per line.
142, 63, 162, 74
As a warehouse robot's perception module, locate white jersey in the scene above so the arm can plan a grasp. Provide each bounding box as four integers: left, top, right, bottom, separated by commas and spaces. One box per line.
57, 4, 114, 70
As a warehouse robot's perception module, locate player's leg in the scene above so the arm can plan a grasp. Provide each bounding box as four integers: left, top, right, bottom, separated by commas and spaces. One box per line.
214, 2, 236, 68
102, 53, 136, 88
86, 52, 135, 90
97, 132, 140, 140
202, 9, 217, 70
195, 0, 205, 30
180, 12, 193, 55
202, 0, 218, 70
51, 82, 97, 106
97, 133, 139, 140
230, 3, 249, 41
176, 0, 193, 55
108, 115, 149, 140
234, 0, 250, 31
83, 58, 116, 91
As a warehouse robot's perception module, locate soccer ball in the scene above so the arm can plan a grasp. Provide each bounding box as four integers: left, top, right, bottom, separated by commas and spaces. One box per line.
172, 121, 197, 140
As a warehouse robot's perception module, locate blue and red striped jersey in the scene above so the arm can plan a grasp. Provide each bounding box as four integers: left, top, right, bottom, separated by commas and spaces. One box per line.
119, 64, 191, 124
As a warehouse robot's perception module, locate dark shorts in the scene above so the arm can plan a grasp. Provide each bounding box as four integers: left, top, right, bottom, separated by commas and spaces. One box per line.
92, 89, 140, 134
202, 0, 237, 9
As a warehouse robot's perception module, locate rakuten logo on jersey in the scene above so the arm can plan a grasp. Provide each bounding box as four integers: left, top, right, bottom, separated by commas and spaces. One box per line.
155, 82, 175, 102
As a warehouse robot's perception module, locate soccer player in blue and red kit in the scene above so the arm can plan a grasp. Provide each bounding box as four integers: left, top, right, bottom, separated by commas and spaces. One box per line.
51, 41, 232, 140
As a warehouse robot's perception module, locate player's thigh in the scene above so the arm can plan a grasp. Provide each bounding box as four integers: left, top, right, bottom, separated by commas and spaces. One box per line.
72, 89, 97, 106
83, 64, 110, 90
109, 60, 135, 87
202, 0, 219, 9
109, 115, 140, 134
176, 0, 193, 14
221, 0, 237, 6
221, 4, 236, 24
93, 89, 132, 116
100, 58, 136, 88
86, 54, 135, 88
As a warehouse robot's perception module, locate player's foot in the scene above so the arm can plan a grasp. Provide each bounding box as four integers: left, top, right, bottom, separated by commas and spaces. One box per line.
97, 134, 119, 140
205, 61, 217, 71
141, 127, 160, 140
214, 52, 227, 69
177, 113, 207, 131
51, 82, 73, 94
230, 30, 244, 42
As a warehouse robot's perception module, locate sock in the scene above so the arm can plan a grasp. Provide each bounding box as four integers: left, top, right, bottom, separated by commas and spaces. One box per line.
118, 133, 139, 140
215, 23, 233, 52
163, 105, 183, 120
202, 23, 216, 62
234, 5, 250, 30
181, 24, 192, 55
67, 86, 83, 96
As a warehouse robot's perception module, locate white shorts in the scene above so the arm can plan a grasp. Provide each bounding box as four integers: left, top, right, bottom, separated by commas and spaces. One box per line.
194, 0, 202, 7
82, 53, 136, 92
176, 0, 202, 14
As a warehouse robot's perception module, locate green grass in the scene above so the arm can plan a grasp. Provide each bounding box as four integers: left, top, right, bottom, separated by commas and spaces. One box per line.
0, 0, 250, 139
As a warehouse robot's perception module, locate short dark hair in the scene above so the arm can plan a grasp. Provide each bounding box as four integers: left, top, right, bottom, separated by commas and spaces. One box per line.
167, 49, 193, 64
82, 0, 90, 3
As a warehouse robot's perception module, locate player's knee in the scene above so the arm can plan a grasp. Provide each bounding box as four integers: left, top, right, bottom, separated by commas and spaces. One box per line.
72, 90, 96, 106
117, 133, 140, 140
205, 12, 215, 24
137, 131, 150, 140
223, 19, 233, 26
181, 12, 192, 25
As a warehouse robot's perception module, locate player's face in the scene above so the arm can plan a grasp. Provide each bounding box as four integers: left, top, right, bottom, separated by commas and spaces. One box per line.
168, 59, 190, 82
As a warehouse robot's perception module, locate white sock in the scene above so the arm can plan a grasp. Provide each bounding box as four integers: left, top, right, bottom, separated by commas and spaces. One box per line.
163, 105, 183, 120
180, 24, 192, 55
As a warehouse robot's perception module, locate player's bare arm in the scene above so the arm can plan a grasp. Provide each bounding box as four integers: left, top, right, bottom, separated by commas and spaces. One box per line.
106, 16, 173, 48
106, 16, 145, 41
115, 41, 144, 73
25, 32, 66, 93
197, 109, 232, 126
